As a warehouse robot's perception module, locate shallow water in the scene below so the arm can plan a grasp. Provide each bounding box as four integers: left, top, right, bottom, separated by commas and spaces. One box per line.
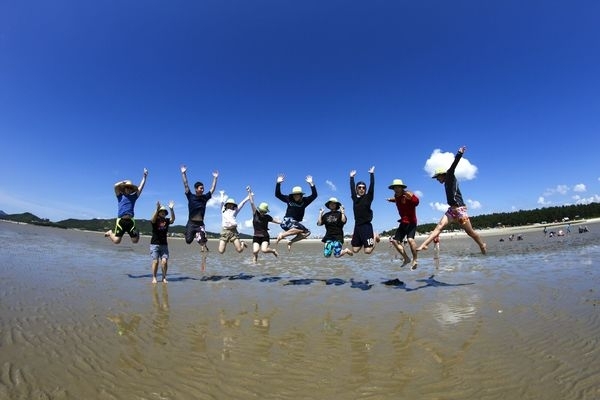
0, 221, 599, 399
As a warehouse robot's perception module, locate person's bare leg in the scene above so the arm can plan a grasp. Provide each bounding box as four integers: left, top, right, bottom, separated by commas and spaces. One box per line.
408, 238, 418, 269
218, 240, 227, 254
391, 239, 410, 264
463, 222, 487, 254
161, 259, 168, 283
417, 215, 449, 251
151, 259, 159, 284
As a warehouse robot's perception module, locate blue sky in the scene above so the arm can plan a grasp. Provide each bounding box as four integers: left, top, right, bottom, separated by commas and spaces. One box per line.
1, 0, 599, 236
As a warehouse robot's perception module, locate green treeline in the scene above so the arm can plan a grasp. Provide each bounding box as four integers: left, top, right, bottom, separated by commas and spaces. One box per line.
2, 202, 599, 238
382, 202, 600, 236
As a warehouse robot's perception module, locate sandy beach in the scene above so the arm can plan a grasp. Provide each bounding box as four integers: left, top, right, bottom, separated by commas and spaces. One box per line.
1, 219, 599, 399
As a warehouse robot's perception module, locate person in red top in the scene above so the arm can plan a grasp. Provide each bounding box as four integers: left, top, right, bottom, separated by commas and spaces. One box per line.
387, 179, 420, 270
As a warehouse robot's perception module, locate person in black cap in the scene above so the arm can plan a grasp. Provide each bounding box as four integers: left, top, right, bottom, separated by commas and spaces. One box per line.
349, 166, 378, 254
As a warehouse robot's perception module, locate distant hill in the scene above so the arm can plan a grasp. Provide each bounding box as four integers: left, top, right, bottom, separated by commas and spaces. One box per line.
0, 212, 254, 239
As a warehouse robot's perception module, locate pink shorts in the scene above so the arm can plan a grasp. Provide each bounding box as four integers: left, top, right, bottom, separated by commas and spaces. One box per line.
445, 206, 469, 225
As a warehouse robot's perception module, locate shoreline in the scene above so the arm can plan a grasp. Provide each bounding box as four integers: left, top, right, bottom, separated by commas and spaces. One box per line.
3, 217, 597, 242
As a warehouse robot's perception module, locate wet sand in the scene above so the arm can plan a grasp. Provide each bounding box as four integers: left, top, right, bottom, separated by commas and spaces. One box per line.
0, 220, 599, 399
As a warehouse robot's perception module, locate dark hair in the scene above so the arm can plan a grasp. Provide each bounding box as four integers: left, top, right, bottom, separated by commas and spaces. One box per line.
356, 181, 366, 188
194, 181, 204, 189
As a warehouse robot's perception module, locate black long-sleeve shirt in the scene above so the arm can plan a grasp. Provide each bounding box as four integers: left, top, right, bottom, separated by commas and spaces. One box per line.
350, 173, 374, 225
275, 183, 318, 221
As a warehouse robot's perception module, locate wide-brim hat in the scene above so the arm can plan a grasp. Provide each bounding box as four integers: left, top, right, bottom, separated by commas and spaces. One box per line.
224, 198, 238, 207
388, 179, 407, 189
119, 180, 138, 192
258, 202, 270, 213
158, 206, 169, 215
325, 197, 341, 209
432, 168, 447, 178
289, 186, 304, 196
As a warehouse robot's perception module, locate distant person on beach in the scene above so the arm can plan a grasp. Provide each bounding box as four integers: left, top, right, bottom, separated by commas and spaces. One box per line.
247, 186, 280, 263
275, 174, 318, 250
218, 192, 250, 254
349, 166, 378, 254
105, 168, 148, 244
181, 165, 218, 252
150, 201, 175, 284
317, 197, 353, 258
386, 179, 419, 269
416, 146, 487, 254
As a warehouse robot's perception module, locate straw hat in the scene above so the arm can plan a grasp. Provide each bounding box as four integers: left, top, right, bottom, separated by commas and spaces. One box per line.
158, 206, 169, 215
289, 186, 304, 196
224, 198, 238, 207
325, 197, 341, 209
432, 168, 447, 178
258, 202, 270, 213
388, 179, 407, 189
118, 180, 138, 192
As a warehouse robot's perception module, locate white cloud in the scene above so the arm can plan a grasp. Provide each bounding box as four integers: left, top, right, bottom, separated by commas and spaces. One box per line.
543, 184, 569, 197
430, 201, 448, 212
537, 196, 551, 206
325, 180, 337, 191
423, 148, 478, 180
574, 194, 600, 204
467, 199, 482, 210
573, 183, 586, 192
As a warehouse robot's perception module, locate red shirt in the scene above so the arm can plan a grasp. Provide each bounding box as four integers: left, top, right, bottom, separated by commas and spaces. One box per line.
394, 193, 419, 224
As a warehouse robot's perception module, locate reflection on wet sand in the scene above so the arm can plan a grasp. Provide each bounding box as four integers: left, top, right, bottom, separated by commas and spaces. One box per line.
1, 221, 599, 399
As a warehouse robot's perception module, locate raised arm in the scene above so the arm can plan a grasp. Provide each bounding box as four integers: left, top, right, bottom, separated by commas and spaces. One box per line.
349, 170, 356, 196
151, 201, 161, 223
275, 174, 286, 202
181, 165, 190, 194
208, 170, 219, 195
305, 175, 318, 203
168, 200, 175, 224
235, 193, 251, 216
137, 168, 149, 196
447, 146, 466, 175
317, 206, 324, 226
247, 186, 257, 214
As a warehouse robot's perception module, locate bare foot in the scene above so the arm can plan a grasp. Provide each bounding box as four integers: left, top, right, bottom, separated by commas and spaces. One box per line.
402, 257, 411, 265
162, 277, 168, 283
104, 230, 111, 237
480, 243, 487, 255
411, 261, 418, 270
345, 248, 353, 257
152, 277, 157, 284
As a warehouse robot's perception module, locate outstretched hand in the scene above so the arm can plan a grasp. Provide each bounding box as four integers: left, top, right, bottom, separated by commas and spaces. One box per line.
277, 174, 285, 183
305, 175, 313, 185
